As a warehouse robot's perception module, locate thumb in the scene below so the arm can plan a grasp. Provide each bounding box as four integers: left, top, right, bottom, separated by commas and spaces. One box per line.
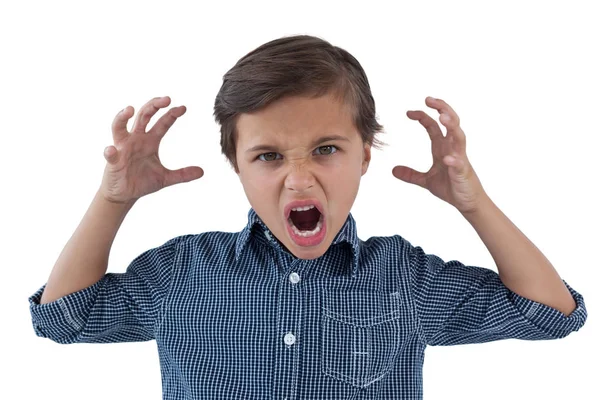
164, 166, 204, 187
104, 146, 119, 164
392, 165, 426, 188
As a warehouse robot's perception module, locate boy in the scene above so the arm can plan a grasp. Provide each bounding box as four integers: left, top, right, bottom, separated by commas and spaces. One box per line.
29, 35, 587, 400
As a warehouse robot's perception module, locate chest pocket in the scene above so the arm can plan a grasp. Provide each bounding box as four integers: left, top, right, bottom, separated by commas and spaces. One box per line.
321, 290, 412, 388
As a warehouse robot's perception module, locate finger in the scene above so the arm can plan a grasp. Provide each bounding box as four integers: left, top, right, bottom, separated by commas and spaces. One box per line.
131, 96, 172, 134
149, 105, 187, 138
163, 166, 204, 187
392, 165, 427, 188
103, 145, 119, 164
406, 110, 443, 140
425, 97, 466, 147
111, 106, 132, 142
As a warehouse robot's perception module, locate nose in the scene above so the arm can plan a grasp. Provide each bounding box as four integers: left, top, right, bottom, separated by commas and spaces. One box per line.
285, 165, 315, 193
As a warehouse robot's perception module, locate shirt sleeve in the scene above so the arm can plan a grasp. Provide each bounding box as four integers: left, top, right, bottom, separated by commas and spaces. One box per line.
407, 242, 587, 346
28, 236, 183, 344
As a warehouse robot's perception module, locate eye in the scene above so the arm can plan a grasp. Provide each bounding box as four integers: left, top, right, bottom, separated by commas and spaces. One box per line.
314, 145, 338, 156
258, 152, 282, 162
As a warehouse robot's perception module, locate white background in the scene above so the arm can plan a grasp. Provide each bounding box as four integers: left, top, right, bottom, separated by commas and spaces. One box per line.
2, 0, 598, 398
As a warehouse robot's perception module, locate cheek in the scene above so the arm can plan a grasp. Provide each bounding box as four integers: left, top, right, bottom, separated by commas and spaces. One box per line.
241, 171, 278, 202
322, 164, 361, 209
327, 159, 361, 188
336, 176, 361, 202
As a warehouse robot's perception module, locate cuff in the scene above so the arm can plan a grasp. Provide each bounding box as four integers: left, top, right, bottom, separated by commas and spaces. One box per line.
28, 279, 105, 343
509, 280, 587, 339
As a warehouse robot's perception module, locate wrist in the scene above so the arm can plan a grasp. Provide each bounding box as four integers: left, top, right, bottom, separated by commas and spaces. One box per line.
460, 194, 494, 221
94, 190, 137, 216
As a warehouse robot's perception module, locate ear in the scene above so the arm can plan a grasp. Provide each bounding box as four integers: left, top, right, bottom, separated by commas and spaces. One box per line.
361, 143, 371, 176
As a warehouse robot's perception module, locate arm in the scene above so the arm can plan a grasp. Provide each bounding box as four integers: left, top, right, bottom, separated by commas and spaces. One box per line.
461, 196, 576, 316
395, 97, 586, 345
30, 96, 203, 343
394, 97, 579, 316
406, 240, 586, 346
40, 96, 201, 305
30, 232, 183, 344
40, 190, 135, 304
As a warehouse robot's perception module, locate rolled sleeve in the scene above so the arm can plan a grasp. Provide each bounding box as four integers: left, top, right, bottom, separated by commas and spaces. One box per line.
29, 279, 106, 342
28, 236, 184, 344
508, 280, 587, 339
407, 243, 587, 346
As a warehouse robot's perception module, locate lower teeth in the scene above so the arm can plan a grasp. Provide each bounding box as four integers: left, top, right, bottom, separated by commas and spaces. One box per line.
288, 216, 323, 237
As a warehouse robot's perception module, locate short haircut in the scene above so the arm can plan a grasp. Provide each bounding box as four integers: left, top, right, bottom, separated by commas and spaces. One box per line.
213, 34, 385, 171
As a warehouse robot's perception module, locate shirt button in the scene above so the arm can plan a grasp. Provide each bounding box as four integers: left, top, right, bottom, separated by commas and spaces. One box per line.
284, 332, 296, 346
289, 272, 301, 284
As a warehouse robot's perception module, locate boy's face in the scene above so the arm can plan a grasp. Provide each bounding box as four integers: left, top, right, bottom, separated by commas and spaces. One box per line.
235, 93, 371, 259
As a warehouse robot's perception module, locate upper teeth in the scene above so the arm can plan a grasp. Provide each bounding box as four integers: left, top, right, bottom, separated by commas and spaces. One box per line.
292, 205, 315, 212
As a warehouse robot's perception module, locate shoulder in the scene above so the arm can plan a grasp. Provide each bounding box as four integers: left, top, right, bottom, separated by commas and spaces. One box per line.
360, 233, 416, 258
167, 230, 241, 262
170, 230, 239, 249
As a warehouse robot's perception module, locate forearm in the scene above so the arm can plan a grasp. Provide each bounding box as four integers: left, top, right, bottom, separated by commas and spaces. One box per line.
39, 190, 136, 304
461, 196, 576, 316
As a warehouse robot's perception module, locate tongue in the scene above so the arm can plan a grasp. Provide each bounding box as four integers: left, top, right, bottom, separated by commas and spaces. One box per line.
290, 208, 321, 231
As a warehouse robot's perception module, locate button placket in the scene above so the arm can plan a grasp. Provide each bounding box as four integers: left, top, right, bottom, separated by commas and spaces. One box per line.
274, 259, 303, 399
284, 332, 296, 346
289, 272, 301, 284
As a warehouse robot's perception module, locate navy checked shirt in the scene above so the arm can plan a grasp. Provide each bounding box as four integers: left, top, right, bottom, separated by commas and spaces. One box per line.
29, 209, 587, 400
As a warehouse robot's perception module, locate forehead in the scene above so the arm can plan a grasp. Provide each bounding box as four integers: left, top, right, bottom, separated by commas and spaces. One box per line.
236, 94, 357, 146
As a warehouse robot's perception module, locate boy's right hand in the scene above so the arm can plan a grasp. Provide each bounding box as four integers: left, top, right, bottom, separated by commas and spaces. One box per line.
100, 96, 204, 204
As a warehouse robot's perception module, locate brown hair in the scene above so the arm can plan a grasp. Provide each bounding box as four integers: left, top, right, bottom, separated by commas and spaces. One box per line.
213, 34, 385, 171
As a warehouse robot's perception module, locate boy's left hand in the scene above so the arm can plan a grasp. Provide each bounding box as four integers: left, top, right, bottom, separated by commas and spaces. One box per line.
392, 97, 488, 214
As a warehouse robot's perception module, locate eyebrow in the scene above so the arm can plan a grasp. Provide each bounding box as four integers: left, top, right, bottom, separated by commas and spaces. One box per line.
245, 135, 351, 153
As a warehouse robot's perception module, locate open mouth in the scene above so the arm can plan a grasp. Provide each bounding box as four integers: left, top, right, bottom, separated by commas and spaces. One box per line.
288, 205, 323, 237
284, 201, 327, 246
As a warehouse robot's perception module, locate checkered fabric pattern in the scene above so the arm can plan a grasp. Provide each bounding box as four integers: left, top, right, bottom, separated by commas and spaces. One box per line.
29, 209, 587, 399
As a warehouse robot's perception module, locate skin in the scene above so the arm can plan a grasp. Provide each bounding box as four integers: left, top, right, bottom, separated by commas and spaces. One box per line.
393, 97, 576, 315
40, 96, 203, 304
235, 93, 371, 260
47, 93, 573, 316
234, 93, 576, 315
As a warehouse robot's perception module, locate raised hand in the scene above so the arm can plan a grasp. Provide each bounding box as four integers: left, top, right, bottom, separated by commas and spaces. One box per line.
392, 97, 488, 214
100, 96, 204, 204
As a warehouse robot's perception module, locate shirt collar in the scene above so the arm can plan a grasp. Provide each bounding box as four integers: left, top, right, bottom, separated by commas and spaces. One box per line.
235, 208, 361, 275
